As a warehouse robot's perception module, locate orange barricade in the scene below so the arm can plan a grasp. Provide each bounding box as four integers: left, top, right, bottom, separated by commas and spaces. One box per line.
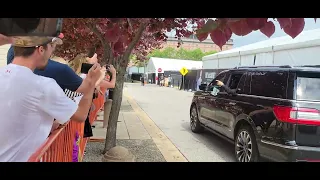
28, 91, 105, 162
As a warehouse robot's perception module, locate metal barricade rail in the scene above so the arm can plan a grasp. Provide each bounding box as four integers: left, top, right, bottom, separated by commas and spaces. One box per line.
28, 90, 105, 162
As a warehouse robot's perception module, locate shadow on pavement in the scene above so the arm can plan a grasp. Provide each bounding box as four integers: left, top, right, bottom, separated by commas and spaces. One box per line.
181, 121, 235, 162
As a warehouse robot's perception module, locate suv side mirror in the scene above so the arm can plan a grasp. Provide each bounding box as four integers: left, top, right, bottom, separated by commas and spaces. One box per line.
199, 84, 207, 91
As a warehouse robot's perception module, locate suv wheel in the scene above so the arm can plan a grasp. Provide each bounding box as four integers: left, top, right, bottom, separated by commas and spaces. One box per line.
190, 106, 204, 133
235, 125, 259, 162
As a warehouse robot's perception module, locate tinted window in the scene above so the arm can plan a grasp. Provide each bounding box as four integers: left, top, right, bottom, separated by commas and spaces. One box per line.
297, 73, 320, 101
228, 73, 243, 89
236, 73, 249, 94
209, 71, 227, 86
250, 71, 288, 98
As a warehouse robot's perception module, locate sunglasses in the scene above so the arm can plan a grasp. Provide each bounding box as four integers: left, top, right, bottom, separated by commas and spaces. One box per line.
35, 37, 62, 48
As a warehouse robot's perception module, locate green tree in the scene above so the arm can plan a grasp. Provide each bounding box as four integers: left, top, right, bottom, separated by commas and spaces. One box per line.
129, 55, 145, 67
147, 47, 216, 61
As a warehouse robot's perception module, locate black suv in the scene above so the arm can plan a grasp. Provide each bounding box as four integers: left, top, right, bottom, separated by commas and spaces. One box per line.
190, 65, 320, 162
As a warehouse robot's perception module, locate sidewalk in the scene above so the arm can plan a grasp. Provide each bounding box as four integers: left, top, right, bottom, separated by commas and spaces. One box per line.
83, 90, 188, 162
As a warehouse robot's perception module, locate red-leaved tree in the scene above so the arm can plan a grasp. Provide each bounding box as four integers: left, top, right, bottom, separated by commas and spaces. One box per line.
54, 18, 313, 153
195, 18, 315, 49
55, 18, 201, 153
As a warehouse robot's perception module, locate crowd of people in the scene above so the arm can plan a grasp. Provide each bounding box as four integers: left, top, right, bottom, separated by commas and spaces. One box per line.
0, 34, 116, 162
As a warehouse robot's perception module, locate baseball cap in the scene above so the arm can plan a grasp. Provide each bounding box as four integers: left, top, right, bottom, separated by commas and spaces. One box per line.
12, 33, 64, 47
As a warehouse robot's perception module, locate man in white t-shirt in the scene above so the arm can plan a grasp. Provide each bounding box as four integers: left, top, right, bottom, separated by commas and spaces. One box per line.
0, 36, 102, 162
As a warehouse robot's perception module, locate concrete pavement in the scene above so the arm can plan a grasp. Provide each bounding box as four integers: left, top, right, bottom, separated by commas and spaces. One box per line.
125, 83, 235, 162
89, 90, 187, 162
92, 98, 151, 140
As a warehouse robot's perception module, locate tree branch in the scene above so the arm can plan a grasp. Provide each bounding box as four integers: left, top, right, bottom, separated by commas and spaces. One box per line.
87, 22, 113, 65
127, 18, 133, 33
123, 23, 147, 62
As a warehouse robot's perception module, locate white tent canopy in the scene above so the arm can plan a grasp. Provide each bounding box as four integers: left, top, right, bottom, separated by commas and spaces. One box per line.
202, 29, 320, 69
146, 57, 203, 73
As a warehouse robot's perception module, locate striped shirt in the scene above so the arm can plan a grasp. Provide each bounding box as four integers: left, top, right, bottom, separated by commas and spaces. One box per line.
64, 89, 83, 102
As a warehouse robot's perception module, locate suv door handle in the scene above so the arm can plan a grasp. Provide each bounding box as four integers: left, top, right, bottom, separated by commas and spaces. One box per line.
229, 102, 236, 105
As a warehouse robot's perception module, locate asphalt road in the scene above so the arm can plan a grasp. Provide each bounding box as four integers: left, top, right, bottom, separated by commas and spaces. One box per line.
124, 83, 235, 162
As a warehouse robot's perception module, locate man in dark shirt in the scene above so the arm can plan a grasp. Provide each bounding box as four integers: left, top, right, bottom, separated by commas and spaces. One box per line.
7, 45, 89, 92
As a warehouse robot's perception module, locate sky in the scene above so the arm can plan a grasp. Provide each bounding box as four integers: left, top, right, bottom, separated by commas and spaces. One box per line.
232, 18, 320, 47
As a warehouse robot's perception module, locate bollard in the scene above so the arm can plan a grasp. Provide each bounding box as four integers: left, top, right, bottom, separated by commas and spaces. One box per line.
103, 99, 113, 128
102, 146, 135, 162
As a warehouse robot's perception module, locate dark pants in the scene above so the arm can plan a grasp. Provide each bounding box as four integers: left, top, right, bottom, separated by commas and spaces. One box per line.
83, 115, 93, 138
83, 91, 98, 138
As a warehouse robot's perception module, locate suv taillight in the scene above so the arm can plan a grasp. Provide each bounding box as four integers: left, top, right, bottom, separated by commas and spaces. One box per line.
273, 105, 320, 126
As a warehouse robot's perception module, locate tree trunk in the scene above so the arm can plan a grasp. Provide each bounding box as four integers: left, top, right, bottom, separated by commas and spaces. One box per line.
103, 66, 126, 153
102, 22, 147, 154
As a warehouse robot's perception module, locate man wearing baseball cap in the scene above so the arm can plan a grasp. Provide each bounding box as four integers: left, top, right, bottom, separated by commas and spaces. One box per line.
0, 34, 102, 161
7, 33, 92, 94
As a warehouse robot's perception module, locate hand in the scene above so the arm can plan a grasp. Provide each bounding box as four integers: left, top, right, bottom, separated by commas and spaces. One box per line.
95, 69, 106, 87
216, 80, 224, 87
101, 66, 107, 74
109, 65, 116, 74
86, 53, 98, 64
0, 34, 13, 46
87, 63, 102, 85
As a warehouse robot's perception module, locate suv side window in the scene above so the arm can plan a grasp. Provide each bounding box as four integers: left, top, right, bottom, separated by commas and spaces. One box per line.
235, 73, 249, 94
227, 73, 244, 90
207, 71, 227, 92
208, 71, 227, 87
250, 71, 288, 99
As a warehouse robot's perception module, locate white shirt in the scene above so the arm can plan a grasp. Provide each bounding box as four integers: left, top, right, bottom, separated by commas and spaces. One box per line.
0, 64, 77, 162
80, 73, 86, 79
73, 73, 87, 104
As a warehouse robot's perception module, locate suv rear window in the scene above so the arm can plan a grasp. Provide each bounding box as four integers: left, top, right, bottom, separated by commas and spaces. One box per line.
297, 74, 320, 101
250, 71, 288, 99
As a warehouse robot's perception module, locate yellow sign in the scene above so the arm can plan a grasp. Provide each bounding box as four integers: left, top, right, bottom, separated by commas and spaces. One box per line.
179, 67, 189, 76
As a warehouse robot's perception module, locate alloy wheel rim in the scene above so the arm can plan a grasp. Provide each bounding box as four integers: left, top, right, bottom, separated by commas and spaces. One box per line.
190, 108, 197, 130
236, 130, 252, 162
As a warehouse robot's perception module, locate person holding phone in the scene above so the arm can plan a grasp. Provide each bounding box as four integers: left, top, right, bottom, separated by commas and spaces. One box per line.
6, 34, 98, 133
70, 53, 116, 137
85, 53, 117, 89
0, 37, 102, 162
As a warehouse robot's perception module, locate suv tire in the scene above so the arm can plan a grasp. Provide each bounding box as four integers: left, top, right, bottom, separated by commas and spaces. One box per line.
190, 105, 204, 133
235, 125, 259, 162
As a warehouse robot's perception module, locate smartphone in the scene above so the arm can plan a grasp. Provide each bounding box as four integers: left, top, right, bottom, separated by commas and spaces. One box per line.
81, 63, 111, 74
81, 63, 94, 74
0, 18, 63, 37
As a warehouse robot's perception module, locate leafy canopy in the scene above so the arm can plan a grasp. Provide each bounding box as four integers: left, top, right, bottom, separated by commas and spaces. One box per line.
54, 18, 314, 63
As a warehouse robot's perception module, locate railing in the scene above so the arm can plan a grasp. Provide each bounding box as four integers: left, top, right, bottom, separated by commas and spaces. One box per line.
28, 90, 106, 162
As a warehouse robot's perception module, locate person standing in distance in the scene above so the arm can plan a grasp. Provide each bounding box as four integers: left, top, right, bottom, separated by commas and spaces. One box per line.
0, 37, 102, 162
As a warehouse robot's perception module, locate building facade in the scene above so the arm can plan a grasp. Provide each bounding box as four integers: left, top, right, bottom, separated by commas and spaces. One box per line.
162, 34, 234, 52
